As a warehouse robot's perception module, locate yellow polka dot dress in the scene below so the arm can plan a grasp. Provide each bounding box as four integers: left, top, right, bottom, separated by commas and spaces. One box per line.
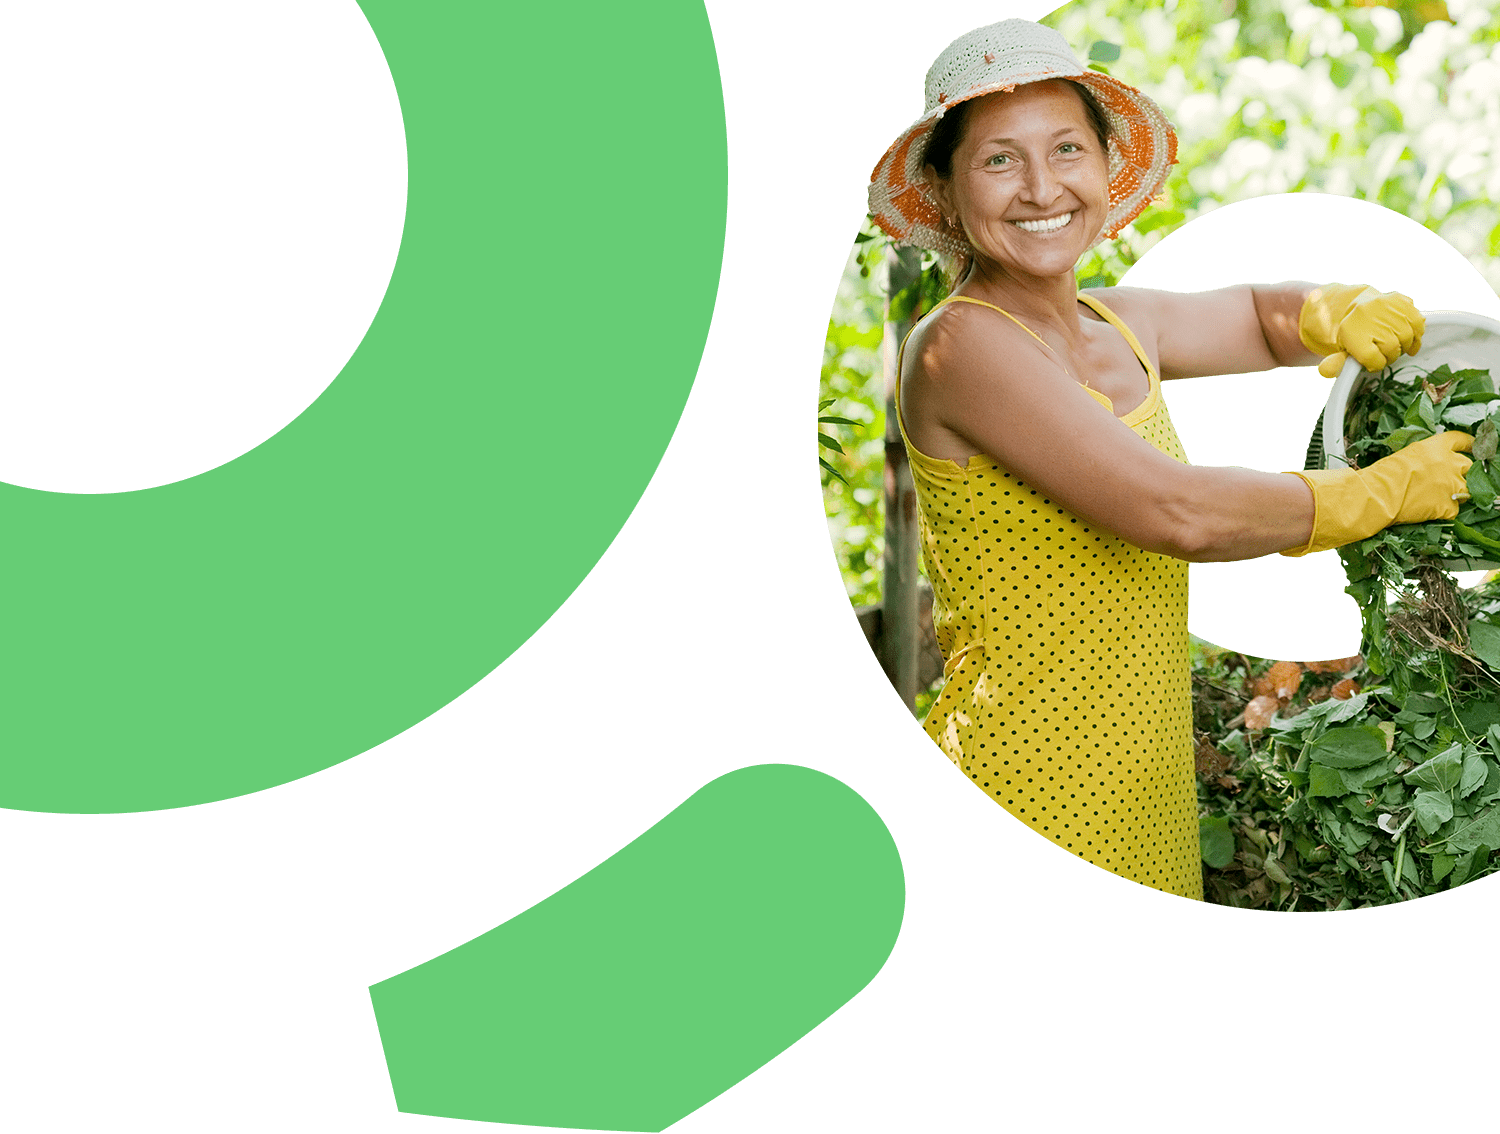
898, 293, 1202, 900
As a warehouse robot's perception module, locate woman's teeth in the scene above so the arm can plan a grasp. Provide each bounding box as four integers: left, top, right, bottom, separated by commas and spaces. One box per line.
1013, 212, 1073, 233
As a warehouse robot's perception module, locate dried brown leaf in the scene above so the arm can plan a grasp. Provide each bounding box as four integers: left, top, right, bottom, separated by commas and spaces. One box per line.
1267, 660, 1303, 701
1330, 677, 1361, 700
1244, 694, 1279, 732
1194, 729, 1232, 775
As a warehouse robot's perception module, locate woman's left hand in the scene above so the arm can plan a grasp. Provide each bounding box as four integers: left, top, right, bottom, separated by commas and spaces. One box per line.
1298, 283, 1425, 378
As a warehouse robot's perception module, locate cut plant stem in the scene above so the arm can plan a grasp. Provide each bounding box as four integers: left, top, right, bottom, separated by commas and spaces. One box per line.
1394, 832, 1407, 900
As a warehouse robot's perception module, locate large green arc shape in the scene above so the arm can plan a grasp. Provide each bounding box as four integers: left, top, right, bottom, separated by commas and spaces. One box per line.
1, 0, 726, 813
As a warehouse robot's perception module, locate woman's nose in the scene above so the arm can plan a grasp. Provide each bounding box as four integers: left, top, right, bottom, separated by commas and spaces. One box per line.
1020, 161, 1061, 205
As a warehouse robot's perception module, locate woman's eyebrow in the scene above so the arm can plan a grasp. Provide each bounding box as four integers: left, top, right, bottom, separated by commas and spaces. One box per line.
975, 126, 1084, 146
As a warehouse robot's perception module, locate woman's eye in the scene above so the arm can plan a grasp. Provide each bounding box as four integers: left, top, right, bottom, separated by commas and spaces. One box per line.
986, 153, 1010, 166
1058, 142, 1080, 154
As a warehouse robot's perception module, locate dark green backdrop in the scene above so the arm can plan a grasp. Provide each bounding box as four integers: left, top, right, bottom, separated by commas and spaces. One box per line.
8, 2, 1500, 1134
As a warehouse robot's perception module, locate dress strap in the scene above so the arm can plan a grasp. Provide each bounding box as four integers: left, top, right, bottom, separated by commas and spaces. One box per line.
1076, 291, 1159, 384
936, 295, 1064, 361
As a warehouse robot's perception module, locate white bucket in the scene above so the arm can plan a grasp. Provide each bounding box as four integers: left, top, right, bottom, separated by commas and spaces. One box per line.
1313, 309, 1500, 572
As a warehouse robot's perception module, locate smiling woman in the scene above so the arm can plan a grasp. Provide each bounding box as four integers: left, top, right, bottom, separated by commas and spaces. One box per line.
863, 18, 1473, 899
924, 82, 1112, 287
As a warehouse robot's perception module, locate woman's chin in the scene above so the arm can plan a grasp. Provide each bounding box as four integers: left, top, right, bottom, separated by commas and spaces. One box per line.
993, 242, 1088, 279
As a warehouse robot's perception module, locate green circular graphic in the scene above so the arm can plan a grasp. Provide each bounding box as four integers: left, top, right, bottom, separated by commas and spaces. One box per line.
2, 0, 725, 813
1122, 192, 1494, 657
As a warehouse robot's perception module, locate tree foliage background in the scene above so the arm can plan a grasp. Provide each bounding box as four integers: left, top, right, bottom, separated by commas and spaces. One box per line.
821, 0, 1500, 616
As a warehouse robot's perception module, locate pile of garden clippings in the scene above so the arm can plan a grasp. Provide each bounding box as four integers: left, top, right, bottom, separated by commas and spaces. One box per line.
1196, 363, 1500, 909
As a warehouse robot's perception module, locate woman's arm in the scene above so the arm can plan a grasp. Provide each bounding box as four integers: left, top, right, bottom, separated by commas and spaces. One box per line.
908, 302, 1316, 563
1090, 282, 1320, 380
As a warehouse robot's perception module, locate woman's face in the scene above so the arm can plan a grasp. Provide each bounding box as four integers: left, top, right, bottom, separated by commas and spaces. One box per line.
928, 81, 1110, 285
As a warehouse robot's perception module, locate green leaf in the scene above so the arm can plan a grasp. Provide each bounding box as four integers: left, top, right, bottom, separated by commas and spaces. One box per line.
1326, 691, 1371, 723
1466, 462, 1499, 510
1443, 401, 1497, 428
1417, 395, 1438, 430
1271, 696, 1348, 736
1087, 40, 1121, 62
1450, 370, 1495, 401
818, 457, 847, 485
1405, 742, 1464, 791
1432, 853, 1457, 883
1336, 820, 1372, 854
1264, 856, 1291, 886
1199, 816, 1235, 869
817, 414, 860, 427
1468, 619, 1500, 669
1341, 758, 1392, 794
1307, 725, 1389, 769
1309, 763, 1347, 798
1476, 417, 1499, 463
1384, 425, 1434, 451
1414, 789, 1454, 835
817, 433, 844, 454
1453, 844, 1493, 887
1436, 807, 1500, 853
1460, 700, 1500, 735
1219, 729, 1249, 758
1461, 753, 1490, 799
1402, 392, 1427, 427
1453, 522, 1500, 557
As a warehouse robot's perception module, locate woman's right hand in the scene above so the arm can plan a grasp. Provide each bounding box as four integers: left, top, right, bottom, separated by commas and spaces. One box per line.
1281, 430, 1474, 557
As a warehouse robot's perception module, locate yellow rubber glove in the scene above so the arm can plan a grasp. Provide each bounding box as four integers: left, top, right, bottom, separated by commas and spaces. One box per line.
1299, 283, 1426, 378
1281, 430, 1473, 556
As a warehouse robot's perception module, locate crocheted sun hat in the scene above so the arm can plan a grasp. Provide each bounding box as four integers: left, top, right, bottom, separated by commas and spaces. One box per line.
868, 19, 1178, 256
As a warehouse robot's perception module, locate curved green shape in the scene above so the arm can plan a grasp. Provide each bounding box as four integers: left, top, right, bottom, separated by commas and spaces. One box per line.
1, 0, 725, 813
369, 764, 906, 1131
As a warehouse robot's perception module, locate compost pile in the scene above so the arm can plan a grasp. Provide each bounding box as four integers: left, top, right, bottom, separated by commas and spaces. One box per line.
1196, 362, 1500, 909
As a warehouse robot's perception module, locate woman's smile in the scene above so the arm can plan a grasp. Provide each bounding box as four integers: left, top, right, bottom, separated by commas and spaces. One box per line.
1011, 212, 1074, 234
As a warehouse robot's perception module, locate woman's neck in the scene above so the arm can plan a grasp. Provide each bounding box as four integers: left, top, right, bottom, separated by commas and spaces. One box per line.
954, 260, 1082, 333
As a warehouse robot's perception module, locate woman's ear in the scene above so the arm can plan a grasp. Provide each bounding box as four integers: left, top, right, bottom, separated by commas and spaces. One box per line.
924, 165, 955, 224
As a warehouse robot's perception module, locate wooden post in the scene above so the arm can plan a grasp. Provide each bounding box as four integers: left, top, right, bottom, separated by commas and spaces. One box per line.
881, 245, 924, 712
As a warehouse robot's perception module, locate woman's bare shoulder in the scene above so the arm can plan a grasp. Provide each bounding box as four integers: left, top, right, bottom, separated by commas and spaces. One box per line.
902, 299, 1031, 389
899, 300, 1060, 463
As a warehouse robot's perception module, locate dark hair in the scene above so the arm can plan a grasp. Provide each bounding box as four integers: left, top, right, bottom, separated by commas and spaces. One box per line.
923, 80, 1112, 178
